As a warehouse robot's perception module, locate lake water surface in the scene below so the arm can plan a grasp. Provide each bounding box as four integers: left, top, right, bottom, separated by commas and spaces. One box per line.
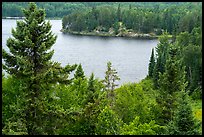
2, 19, 158, 85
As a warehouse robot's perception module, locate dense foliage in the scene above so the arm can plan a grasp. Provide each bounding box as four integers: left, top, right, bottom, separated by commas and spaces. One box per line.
3, 2, 201, 35
2, 3, 77, 134
2, 2, 200, 19
62, 2, 201, 35
2, 2, 88, 18
149, 27, 202, 98
2, 2, 202, 135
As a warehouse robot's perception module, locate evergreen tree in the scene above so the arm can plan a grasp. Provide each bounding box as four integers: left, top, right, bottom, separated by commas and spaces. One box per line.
153, 32, 170, 88
87, 73, 96, 103
167, 91, 201, 135
2, 2, 76, 134
103, 62, 120, 106
117, 4, 121, 22
156, 45, 187, 125
103, 62, 120, 92
174, 27, 202, 97
74, 63, 85, 79
148, 48, 155, 78
73, 63, 87, 105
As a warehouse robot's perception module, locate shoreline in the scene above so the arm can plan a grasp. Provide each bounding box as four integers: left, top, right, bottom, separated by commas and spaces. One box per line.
2, 17, 172, 39
61, 29, 166, 39
2, 17, 62, 20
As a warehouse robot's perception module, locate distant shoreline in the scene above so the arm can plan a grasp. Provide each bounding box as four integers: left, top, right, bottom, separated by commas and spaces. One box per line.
2, 17, 62, 20
2, 17, 25, 19
61, 29, 166, 40
2, 17, 171, 39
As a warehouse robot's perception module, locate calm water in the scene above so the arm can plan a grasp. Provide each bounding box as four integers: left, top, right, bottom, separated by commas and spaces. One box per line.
2, 19, 158, 85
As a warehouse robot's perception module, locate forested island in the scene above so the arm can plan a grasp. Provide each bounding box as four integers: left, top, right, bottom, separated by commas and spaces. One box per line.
61, 2, 201, 38
2, 2, 202, 135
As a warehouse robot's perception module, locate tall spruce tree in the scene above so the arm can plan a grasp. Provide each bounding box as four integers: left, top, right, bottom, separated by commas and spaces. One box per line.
148, 48, 155, 77
156, 45, 187, 125
2, 2, 76, 135
73, 63, 86, 103
153, 32, 170, 88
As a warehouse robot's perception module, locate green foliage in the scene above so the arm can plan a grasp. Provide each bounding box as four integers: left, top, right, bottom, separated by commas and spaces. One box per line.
95, 106, 122, 135
3, 2, 202, 34
74, 64, 85, 79
153, 32, 170, 88
182, 44, 202, 93
2, 2, 202, 135
103, 62, 120, 91
166, 91, 201, 135
2, 76, 28, 135
159, 46, 187, 94
62, 2, 201, 34
86, 73, 97, 103
103, 61, 120, 106
114, 82, 155, 124
190, 99, 202, 130
120, 116, 165, 135
2, 2, 89, 18
117, 4, 121, 22
191, 87, 202, 100
173, 27, 202, 96
2, 2, 76, 135
149, 27, 202, 133
2, 119, 28, 135
46, 71, 104, 135
156, 45, 187, 125
148, 48, 155, 77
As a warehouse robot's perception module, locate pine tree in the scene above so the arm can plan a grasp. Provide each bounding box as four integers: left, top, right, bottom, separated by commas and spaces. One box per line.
87, 73, 96, 103
2, 2, 76, 134
74, 63, 85, 79
167, 91, 201, 135
117, 4, 122, 22
153, 32, 170, 88
156, 45, 187, 125
148, 48, 155, 78
73, 63, 86, 104
103, 62, 120, 106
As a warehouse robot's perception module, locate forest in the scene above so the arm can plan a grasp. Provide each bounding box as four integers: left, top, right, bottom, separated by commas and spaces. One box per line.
62, 2, 201, 36
2, 2, 202, 135
1, 2, 196, 17
3, 2, 202, 35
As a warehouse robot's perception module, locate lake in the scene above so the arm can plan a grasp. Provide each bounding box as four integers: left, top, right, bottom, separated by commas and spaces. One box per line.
2, 19, 158, 85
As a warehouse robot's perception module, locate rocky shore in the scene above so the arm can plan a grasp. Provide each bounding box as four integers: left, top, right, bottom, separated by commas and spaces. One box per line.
61, 29, 161, 39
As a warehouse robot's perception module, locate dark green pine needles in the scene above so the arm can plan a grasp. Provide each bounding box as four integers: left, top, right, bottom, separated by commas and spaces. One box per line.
2, 2, 76, 135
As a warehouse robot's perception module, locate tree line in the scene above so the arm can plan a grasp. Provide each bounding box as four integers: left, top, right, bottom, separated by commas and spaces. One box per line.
2, 2, 186, 17
62, 2, 201, 35
2, 2, 180, 18
147, 26, 202, 134
2, 3, 202, 135
148, 28, 202, 97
